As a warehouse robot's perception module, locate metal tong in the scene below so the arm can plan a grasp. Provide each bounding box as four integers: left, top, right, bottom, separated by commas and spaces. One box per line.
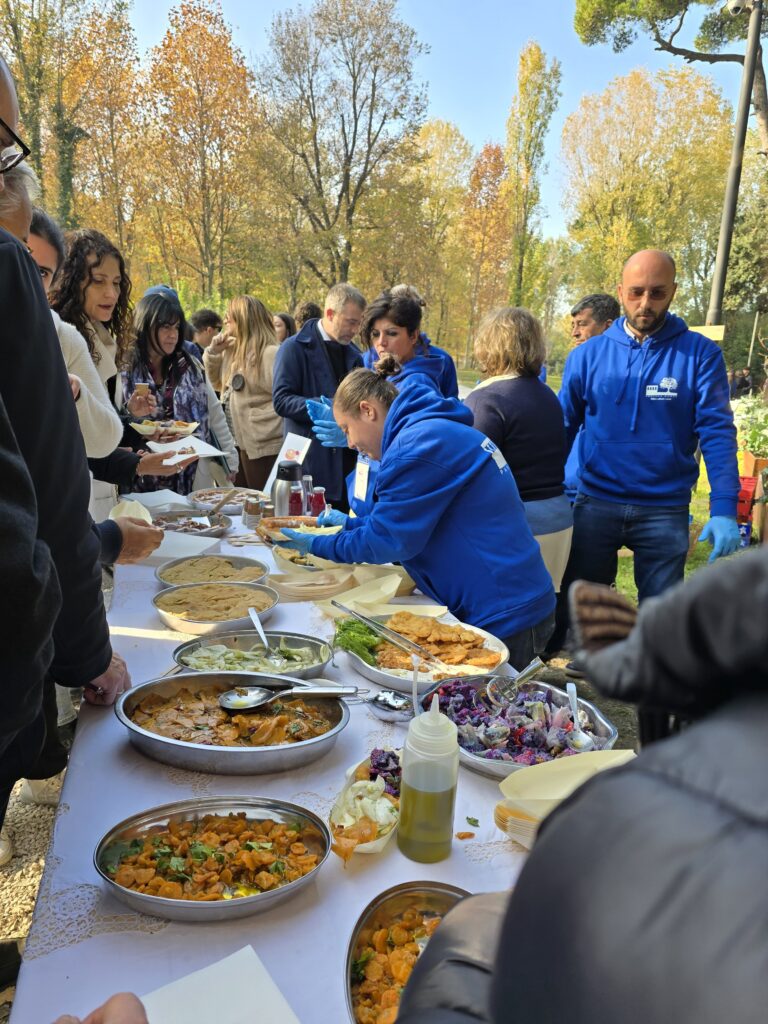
330, 600, 453, 674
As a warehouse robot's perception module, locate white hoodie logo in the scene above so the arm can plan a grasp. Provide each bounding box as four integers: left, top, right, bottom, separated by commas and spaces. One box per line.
481, 436, 508, 472
646, 376, 678, 400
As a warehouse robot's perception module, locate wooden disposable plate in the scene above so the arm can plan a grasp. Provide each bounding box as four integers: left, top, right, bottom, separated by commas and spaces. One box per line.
257, 515, 321, 543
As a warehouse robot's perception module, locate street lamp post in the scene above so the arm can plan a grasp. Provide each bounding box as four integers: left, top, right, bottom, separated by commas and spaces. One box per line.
706, 0, 764, 326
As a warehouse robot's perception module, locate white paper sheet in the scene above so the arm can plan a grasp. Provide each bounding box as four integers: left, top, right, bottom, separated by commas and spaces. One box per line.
122, 489, 195, 510
144, 530, 220, 565
141, 946, 300, 1024
264, 432, 312, 494
148, 436, 226, 463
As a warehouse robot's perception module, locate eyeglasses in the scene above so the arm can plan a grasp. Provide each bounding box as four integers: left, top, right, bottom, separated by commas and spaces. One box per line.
0, 117, 31, 174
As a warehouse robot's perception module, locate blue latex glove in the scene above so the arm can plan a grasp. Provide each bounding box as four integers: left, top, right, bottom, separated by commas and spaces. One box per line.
698, 515, 741, 562
312, 419, 347, 448
306, 396, 334, 423
274, 529, 314, 557
317, 508, 349, 528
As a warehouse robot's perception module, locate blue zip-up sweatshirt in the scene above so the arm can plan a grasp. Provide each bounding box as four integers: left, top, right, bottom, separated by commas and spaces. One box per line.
559, 314, 739, 516
362, 333, 459, 398
312, 381, 555, 639
272, 319, 363, 503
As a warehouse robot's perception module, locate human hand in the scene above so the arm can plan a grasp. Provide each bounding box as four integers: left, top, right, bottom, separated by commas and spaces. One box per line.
126, 390, 157, 418
114, 516, 164, 564
209, 330, 235, 355
312, 419, 347, 448
306, 397, 335, 423
83, 652, 131, 707
53, 991, 149, 1024
69, 375, 81, 401
568, 580, 638, 655
698, 515, 741, 562
137, 451, 198, 477
317, 508, 348, 528
274, 528, 314, 557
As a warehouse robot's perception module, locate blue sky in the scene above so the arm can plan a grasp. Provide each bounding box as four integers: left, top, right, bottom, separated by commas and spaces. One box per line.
133, 0, 746, 236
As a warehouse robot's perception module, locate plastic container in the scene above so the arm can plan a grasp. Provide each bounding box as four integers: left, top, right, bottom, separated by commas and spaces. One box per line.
302, 474, 314, 513
397, 694, 458, 863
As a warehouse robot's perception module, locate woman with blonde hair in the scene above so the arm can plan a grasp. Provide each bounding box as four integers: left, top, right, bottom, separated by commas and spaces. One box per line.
204, 295, 283, 489
465, 307, 572, 592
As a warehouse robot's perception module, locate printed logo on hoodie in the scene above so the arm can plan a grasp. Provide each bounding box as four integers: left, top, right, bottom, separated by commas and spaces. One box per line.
481, 436, 509, 472
645, 376, 679, 401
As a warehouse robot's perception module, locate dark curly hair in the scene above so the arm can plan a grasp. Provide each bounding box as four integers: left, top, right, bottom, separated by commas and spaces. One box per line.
49, 228, 132, 363
125, 292, 196, 382
360, 290, 423, 351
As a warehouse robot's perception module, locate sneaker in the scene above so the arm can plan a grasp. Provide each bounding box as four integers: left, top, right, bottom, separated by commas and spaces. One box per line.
565, 661, 585, 679
0, 827, 13, 868
18, 772, 65, 807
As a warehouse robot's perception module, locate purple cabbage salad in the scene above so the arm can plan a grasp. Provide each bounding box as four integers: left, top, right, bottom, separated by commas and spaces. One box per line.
368, 748, 402, 796
423, 681, 600, 764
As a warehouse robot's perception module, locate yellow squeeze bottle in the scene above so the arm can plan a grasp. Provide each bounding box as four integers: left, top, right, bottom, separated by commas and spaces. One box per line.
397, 693, 459, 863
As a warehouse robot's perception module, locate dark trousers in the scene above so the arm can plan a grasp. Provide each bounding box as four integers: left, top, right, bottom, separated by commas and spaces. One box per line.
0, 711, 46, 828
501, 611, 556, 672
236, 450, 276, 492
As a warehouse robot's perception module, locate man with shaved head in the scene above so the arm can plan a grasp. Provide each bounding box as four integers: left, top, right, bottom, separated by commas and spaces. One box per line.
557, 249, 740, 676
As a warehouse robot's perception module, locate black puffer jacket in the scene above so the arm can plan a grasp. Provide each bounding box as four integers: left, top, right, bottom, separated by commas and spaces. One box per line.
490, 545, 768, 1024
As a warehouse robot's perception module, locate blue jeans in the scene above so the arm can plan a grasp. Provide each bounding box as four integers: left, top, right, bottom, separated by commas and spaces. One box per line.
562, 493, 690, 603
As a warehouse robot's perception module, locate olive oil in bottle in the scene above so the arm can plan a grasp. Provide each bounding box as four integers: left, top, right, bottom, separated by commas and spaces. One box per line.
397, 694, 459, 864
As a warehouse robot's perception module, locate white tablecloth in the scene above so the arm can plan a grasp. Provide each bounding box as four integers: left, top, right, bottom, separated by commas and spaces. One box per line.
11, 533, 525, 1023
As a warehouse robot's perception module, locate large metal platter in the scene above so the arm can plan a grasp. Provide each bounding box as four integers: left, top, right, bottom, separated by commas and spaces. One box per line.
188, 487, 265, 515
115, 672, 349, 774
339, 615, 510, 694
172, 630, 332, 679
421, 676, 619, 781
155, 554, 269, 589
150, 510, 232, 537
345, 881, 470, 1023
94, 795, 331, 922
152, 581, 279, 635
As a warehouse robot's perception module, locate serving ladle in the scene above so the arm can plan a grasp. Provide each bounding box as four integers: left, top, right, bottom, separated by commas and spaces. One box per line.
566, 681, 595, 752
219, 684, 360, 712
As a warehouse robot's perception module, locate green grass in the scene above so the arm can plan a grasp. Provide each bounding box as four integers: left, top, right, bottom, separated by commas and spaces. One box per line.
457, 369, 563, 392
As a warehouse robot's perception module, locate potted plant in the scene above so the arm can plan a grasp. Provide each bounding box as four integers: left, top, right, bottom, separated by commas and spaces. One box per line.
732, 396, 768, 477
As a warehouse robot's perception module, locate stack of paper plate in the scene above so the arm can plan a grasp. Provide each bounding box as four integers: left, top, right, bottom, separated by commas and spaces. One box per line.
494, 749, 635, 849
268, 570, 355, 602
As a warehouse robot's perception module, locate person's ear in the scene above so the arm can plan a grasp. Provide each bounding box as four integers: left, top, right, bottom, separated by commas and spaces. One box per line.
359, 400, 375, 421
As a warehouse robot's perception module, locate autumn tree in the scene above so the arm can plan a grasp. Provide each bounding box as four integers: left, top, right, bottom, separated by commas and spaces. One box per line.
574, 0, 768, 157
258, 0, 427, 287
142, 0, 259, 299
505, 41, 561, 307
561, 67, 732, 319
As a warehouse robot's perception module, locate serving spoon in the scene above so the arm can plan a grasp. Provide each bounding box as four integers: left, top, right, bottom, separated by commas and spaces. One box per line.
566, 681, 595, 752
248, 606, 285, 669
219, 684, 360, 712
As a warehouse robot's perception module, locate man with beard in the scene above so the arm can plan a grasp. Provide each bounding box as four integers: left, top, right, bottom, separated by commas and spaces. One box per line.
557, 249, 740, 617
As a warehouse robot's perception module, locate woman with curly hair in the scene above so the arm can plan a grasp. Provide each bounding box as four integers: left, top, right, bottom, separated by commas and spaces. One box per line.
204, 295, 283, 490
122, 291, 237, 495
50, 229, 193, 517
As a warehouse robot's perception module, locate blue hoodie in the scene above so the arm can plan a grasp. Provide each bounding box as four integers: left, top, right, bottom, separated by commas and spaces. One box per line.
362, 333, 459, 398
559, 314, 739, 516
312, 381, 555, 639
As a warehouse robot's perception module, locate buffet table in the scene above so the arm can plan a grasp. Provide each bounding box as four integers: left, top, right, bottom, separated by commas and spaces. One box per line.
11, 533, 525, 1023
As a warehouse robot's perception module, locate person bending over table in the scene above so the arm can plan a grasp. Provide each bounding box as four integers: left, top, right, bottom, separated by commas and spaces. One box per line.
278, 359, 556, 669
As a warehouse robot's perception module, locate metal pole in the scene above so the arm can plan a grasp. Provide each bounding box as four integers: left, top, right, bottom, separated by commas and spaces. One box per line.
747, 308, 760, 365
706, 0, 764, 326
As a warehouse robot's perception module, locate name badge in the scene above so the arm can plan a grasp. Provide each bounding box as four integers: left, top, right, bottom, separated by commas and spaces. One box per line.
354, 457, 370, 501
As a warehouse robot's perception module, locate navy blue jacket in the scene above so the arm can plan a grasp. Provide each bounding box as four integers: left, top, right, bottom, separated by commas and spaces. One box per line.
272, 319, 363, 502
312, 381, 555, 639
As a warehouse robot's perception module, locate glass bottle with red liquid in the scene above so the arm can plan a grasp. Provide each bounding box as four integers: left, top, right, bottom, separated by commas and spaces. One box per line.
310, 487, 327, 516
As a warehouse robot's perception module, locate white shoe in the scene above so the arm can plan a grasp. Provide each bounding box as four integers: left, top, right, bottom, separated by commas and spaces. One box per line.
0, 827, 13, 867
18, 773, 65, 807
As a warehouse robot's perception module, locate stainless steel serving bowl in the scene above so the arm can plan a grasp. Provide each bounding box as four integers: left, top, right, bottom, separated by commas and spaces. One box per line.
345, 881, 470, 1023
150, 510, 232, 537
152, 580, 279, 635
154, 554, 269, 589
421, 676, 619, 781
94, 795, 331, 922
172, 631, 332, 679
115, 672, 350, 774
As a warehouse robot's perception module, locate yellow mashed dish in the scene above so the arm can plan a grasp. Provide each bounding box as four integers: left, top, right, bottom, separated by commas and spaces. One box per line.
156, 584, 272, 622
159, 556, 266, 586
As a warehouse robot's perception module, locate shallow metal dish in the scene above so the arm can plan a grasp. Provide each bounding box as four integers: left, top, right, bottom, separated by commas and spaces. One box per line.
152, 581, 279, 635
339, 615, 510, 694
94, 795, 331, 922
150, 510, 232, 538
155, 554, 269, 589
421, 676, 619, 781
188, 487, 265, 515
172, 630, 332, 679
115, 672, 349, 774
345, 881, 470, 1023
